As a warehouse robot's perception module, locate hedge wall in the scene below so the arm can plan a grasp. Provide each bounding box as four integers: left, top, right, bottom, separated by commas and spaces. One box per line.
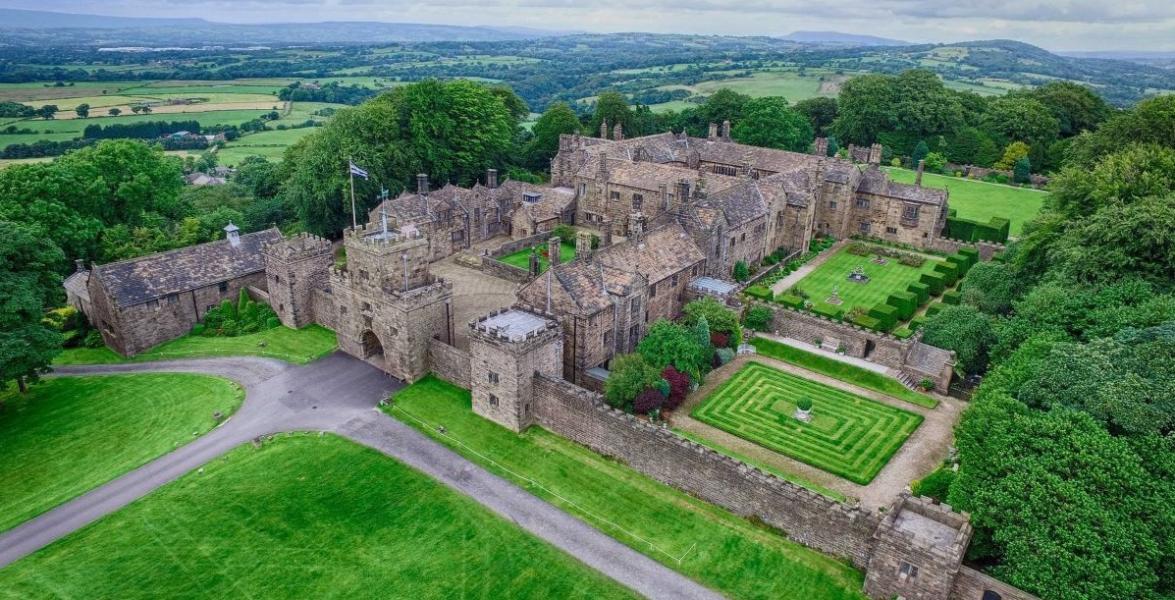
778, 294, 804, 309
868, 304, 899, 331
920, 272, 947, 296
886, 291, 918, 320
907, 282, 930, 305
942, 290, 962, 305
853, 314, 883, 331
812, 304, 844, 321
933, 261, 959, 286
745, 285, 773, 301
945, 215, 1010, 244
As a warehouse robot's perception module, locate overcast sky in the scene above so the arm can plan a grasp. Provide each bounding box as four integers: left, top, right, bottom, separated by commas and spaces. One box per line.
7, 0, 1175, 51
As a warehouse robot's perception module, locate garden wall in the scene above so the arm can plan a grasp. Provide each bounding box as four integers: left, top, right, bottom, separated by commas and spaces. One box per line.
428, 339, 471, 388
927, 237, 1006, 261
764, 303, 910, 367
532, 372, 881, 568
477, 255, 533, 283
951, 567, 1040, 600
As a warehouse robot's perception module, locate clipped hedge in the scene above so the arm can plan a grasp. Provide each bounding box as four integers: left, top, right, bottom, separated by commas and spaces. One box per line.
777, 294, 804, 309
925, 303, 944, 317
812, 304, 844, 321
909, 315, 929, 331
958, 247, 979, 264
886, 291, 918, 321
932, 261, 959, 286
868, 304, 899, 331
852, 314, 883, 331
893, 327, 914, 340
942, 290, 962, 305
945, 215, 1010, 244
745, 285, 773, 301
920, 272, 947, 296
907, 282, 930, 305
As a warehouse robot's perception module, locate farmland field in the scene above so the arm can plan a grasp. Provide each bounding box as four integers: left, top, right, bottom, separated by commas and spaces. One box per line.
883, 167, 1046, 236
793, 244, 944, 317
691, 362, 922, 484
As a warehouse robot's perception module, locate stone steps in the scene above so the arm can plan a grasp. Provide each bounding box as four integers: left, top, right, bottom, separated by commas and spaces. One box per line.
896, 372, 919, 391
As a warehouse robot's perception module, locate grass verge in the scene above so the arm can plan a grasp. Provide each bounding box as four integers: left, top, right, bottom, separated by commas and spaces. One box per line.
0, 374, 243, 533
385, 375, 866, 600
0, 434, 633, 599
53, 325, 337, 366
751, 337, 937, 408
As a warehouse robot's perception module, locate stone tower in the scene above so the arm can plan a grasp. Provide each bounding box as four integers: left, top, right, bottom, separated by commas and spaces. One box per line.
262, 233, 333, 328
864, 494, 973, 600
329, 223, 453, 382
468, 306, 562, 432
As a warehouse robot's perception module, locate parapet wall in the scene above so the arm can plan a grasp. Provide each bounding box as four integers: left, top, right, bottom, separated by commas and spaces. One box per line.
531, 372, 880, 567
926, 237, 1006, 261
762, 302, 911, 368
428, 339, 471, 388
951, 567, 1040, 600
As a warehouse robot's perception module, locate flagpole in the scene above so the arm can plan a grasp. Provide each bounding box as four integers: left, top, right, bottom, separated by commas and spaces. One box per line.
348, 157, 357, 230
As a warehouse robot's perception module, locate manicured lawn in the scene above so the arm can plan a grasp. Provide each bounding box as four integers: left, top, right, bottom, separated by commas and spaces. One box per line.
386, 376, 866, 600
0, 435, 633, 599
692, 362, 922, 485
883, 166, 1046, 236
499, 242, 576, 274
751, 337, 938, 408
0, 374, 244, 533
54, 325, 337, 366
793, 244, 942, 316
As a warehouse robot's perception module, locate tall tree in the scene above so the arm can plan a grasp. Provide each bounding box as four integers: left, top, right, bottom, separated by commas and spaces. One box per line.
831, 74, 897, 144
731, 97, 813, 152
589, 91, 633, 138
0, 221, 64, 394
526, 102, 581, 169
792, 97, 838, 135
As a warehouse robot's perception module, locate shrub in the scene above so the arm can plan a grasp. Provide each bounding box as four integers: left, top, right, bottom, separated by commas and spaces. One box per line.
909, 315, 929, 331
811, 304, 844, 320
744, 306, 773, 331
868, 304, 899, 331
932, 261, 959, 286
200, 292, 278, 337
84, 330, 105, 348
852, 314, 883, 331
911, 467, 955, 502
661, 366, 690, 410
732, 260, 750, 282
918, 378, 935, 391
796, 397, 813, 411
898, 253, 926, 268
633, 388, 666, 414
886, 291, 918, 320
604, 353, 662, 409
907, 282, 930, 305
942, 290, 962, 305
683, 298, 739, 336
846, 242, 872, 256
777, 294, 804, 309
924, 303, 944, 317
920, 272, 946, 296
744, 285, 773, 301
715, 347, 735, 365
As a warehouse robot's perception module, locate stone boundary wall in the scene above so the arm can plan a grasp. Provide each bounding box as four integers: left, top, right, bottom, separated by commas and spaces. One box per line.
246, 286, 270, 303
927, 237, 1007, 260
531, 372, 880, 567
952, 567, 1040, 600
478, 255, 533, 283
489, 232, 552, 259
428, 339, 471, 388
760, 302, 911, 369
311, 288, 338, 331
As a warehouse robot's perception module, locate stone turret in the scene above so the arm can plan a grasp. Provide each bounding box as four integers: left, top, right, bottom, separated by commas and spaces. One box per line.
868, 143, 883, 166
576, 230, 593, 260
469, 307, 563, 431
864, 494, 972, 600
262, 233, 333, 328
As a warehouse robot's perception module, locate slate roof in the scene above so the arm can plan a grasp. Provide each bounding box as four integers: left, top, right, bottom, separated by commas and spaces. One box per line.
595, 222, 705, 284
370, 184, 469, 226
857, 167, 948, 205
702, 181, 768, 228
93, 228, 282, 308
64, 270, 91, 303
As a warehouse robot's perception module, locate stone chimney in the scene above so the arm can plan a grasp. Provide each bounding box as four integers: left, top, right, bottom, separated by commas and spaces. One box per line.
74, 258, 86, 273
601, 219, 613, 247
628, 213, 644, 241
721, 120, 731, 141
598, 153, 609, 180
868, 143, 883, 166
677, 179, 691, 205
417, 173, 429, 196
813, 137, 829, 157
612, 122, 623, 141
599, 119, 609, 140
915, 159, 925, 187
708, 122, 718, 140
659, 183, 669, 210
576, 230, 593, 260
486, 168, 498, 189
847, 144, 857, 162
224, 222, 241, 248
548, 236, 562, 267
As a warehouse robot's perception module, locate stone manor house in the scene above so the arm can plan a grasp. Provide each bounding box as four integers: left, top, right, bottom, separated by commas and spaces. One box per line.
62, 126, 1034, 600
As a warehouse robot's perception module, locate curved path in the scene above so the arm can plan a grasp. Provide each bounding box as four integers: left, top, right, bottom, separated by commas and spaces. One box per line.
0, 352, 719, 600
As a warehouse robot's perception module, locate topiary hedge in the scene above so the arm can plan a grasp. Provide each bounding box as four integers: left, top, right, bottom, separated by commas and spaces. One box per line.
744, 285, 773, 301
852, 314, 883, 331
893, 327, 914, 340
777, 294, 805, 309
932, 261, 959, 286
886, 291, 918, 320
910, 315, 929, 331
942, 290, 962, 305
812, 304, 844, 321
920, 272, 947, 296
945, 215, 1010, 244
868, 304, 899, 331
907, 282, 930, 305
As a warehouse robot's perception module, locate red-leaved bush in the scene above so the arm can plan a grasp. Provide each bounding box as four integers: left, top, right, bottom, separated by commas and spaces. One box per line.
661, 366, 690, 410
710, 331, 730, 349
634, 388, 666, 414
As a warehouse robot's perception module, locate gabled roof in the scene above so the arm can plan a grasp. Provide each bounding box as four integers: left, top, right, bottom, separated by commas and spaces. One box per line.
595, 222, 705, 284
857, 167, 948, 205
93, 228, 282, 308
701, 181, 768, 228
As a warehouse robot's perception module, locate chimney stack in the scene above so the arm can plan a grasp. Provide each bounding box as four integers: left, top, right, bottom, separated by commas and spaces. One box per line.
813, 137, 829, 157
708, 123, 718, 140
915, 160, 925, 187
677, 179, 691, 205
600, 119, 609, 140
868, 143, 883, 166
548, 236, 562, 267
224, 222, 241, 248
486, 168, 498, 189
659, 183, 669, 210
847, 144, 857, 162
576, 230, 593, 260
417, 173, 429, 196
613, 122, 623, 141
721, 120, 731, 141
75, 258, 86, 273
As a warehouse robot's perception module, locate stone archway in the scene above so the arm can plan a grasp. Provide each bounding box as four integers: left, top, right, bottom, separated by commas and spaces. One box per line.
361, 330, 384, 360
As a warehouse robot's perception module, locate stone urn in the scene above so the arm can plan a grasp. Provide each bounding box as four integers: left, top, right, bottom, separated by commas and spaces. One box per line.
794, 397, 813, 423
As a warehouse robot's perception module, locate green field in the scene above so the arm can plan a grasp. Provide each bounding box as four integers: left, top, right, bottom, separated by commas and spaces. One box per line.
750, 337, 937, 408
794, 244, 943, 317
883, 167, 1046, 236
499, 241, 576, 274
218, 127, 320, 164
0, 434, 634, 599
1, 109, 278, 136
0, 374, 243, 533
54, 325, 338, 366
692, 362, 922, 484
387, 376, 866, 599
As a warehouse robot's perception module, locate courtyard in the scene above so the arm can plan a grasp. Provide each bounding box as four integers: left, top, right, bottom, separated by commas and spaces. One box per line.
690, 362, 923, 485
498, 240, 577, 274
790, 244, 943, 317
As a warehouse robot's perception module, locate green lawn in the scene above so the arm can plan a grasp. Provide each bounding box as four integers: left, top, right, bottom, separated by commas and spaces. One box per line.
499, 241, 576, 274
692, 362, 922, 485
54, 325, 338, 366
0, 374, 244, 533
751, 337, 937, 408
386, 376, 866, 600
883, 166, 1046, 236
0, 434, 634, 599
794, 244, 942, 317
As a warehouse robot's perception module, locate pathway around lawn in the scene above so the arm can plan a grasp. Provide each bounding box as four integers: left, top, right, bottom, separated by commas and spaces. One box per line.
0, 353, 718, 600
769, 239, 846, 297
669, 354, 961, 510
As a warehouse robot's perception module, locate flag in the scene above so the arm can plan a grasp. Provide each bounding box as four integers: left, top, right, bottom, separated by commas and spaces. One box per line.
349, 161, 369, 179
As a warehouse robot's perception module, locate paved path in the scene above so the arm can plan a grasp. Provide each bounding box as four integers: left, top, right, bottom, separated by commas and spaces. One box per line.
0, 353, 718, 600
769, 239, 845, 297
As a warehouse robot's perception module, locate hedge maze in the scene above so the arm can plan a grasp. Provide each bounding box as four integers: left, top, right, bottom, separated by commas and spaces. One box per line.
692, 362, 923, 484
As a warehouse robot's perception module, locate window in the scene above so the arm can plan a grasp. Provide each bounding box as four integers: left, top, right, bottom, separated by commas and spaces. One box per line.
610, 191, 621, 201
359, 269, 369, 280
650, 282, 657, 297
579, 183, 587, 197
828, 200, 837, 209
488, 371, 500, 384
632, 193, 643, 210
218, 281, 228, 294
856, 198, 870, 209
729, 237, 736, 247
629, 324, 640, 347
603, 329, 613, 345
361, 301, 372, 312
644, 310, 649, 323
897, 562, 919, 583
165, 293, 178, 305
488, 394, 499, 407
671, 274, 678, 287
902, 204, 920, 220
886, 226, 898, 234
859, 221, 871, 234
